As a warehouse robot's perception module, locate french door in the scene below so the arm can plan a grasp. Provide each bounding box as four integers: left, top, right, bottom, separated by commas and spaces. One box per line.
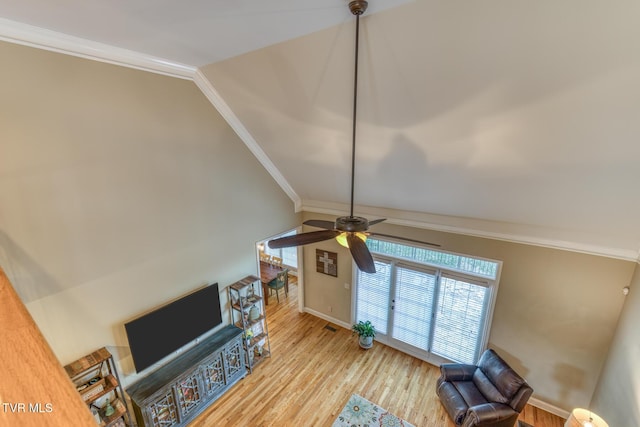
355, 257, 491, 364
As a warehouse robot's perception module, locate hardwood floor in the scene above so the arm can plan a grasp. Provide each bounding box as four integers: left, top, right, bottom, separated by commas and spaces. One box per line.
193, 282, 566, 426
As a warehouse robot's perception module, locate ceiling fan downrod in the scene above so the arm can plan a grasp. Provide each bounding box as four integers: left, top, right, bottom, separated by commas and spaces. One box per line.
266, 0, 388, 274
348, 0, 367, 219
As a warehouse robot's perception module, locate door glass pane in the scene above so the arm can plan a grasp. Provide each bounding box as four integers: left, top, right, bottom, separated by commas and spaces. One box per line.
355, 260, 392, 335
391, 266, 436, 350
432, 275, 488, 364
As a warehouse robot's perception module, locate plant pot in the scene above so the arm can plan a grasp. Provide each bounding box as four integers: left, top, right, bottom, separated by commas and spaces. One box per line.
359, 336, 373, 349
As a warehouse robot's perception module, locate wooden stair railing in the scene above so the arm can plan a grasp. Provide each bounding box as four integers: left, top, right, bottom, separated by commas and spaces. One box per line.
0, 266, 97, 426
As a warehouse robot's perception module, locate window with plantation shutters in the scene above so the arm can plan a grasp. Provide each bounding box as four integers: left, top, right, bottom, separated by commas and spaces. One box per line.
265, 230, 298, 268
280, 245, 297, 268
355, 260, 392, 335
354, 238, 499, 364
431, 274, 489, 364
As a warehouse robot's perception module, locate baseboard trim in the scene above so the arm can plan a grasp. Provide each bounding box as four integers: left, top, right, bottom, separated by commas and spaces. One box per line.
303, 307, 351, 331
527, 397, 569, 419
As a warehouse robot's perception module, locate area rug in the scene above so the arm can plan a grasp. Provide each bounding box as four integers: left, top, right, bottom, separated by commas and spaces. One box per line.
332, 394, 415, 427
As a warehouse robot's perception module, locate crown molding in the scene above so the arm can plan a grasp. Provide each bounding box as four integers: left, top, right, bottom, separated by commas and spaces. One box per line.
301, 199, 640, 262
0, 17, 196, 79
194, 70, 302, 211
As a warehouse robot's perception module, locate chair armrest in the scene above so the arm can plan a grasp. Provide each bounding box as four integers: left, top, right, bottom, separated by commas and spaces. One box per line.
436, 381, 469, 425
439, 363, 476, 382
462, 402, 517, 427
510, 382, 534, 413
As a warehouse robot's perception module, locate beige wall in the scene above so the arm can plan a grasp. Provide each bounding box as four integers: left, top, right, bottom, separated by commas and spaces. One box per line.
301, 212, 635, 412
590, 264, 639, 425
0, 41, 299, 383
303, 235, 354, 322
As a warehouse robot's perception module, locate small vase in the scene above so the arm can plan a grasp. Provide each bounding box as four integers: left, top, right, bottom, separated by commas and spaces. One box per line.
249, 305, 260, 321
104, 399, 115, 417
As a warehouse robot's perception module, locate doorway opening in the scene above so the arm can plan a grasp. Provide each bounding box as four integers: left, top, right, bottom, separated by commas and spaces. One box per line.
256, 228, 302, 310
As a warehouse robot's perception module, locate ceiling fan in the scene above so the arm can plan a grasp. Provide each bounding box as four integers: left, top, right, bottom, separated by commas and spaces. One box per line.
268, 0, 439, 273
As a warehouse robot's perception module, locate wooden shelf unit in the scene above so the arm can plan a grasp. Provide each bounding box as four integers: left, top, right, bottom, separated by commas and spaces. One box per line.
228, 275, 271, 373
64, 347, 132, 427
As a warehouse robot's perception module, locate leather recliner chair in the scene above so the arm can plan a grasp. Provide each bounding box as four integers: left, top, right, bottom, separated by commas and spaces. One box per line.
436, 349, 533, 427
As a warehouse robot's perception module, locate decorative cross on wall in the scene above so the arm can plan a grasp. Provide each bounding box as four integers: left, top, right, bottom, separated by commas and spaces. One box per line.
316, 249, 338, 277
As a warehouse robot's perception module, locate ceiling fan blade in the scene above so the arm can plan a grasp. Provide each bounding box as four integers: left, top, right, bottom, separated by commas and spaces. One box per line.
347, 233, 376, 273
303, 219, 336, 230
367, 218, 386, 227
268, 230, 340, 249
369, 232, 441, 248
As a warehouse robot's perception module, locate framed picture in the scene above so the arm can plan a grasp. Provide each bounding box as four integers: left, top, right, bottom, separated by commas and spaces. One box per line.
316, 249, 338, 277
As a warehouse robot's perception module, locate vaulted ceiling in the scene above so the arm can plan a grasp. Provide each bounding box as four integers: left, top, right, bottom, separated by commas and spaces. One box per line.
2, 0, 640, 260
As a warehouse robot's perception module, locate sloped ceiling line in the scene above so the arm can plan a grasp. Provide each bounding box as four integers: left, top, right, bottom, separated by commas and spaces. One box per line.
193, 69, 302, 211
1, 18, 638, 263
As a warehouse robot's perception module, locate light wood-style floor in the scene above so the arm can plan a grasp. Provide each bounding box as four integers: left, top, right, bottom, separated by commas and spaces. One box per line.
193, 281, 566, 427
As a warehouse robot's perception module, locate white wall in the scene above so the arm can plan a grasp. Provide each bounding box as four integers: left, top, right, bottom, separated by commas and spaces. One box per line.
590, 264, 640, 425
0, 40, 299, 382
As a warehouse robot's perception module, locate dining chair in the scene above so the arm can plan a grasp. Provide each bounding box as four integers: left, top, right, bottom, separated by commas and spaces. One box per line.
268, 269, 289, 303
260, 252, 272, 263
271, 256, 283, 267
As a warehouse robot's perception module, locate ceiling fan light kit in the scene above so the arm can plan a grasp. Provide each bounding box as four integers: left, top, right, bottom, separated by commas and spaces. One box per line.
336, 232, 367, 248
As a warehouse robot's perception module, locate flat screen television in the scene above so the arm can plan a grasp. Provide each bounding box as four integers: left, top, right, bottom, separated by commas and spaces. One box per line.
124, 283, 223, 372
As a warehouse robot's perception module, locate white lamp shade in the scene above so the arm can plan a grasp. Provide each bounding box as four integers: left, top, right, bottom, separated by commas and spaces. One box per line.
564, 408, 608, 427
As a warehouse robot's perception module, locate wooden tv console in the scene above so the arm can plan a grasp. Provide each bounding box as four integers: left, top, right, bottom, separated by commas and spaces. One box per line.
126, 325, 245, 427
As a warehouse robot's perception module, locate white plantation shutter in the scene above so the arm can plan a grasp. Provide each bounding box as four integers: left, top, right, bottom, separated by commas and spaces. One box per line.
355, 260, 392, 335
431, 274, 489, 364
391, 265, 437, 350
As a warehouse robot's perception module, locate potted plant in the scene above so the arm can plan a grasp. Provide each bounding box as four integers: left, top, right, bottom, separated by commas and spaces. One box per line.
352, 320, 376, 349
244, 328, 254, 345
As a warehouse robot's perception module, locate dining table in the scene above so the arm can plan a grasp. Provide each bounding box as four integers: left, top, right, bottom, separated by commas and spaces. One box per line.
259, 261, 286, 305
